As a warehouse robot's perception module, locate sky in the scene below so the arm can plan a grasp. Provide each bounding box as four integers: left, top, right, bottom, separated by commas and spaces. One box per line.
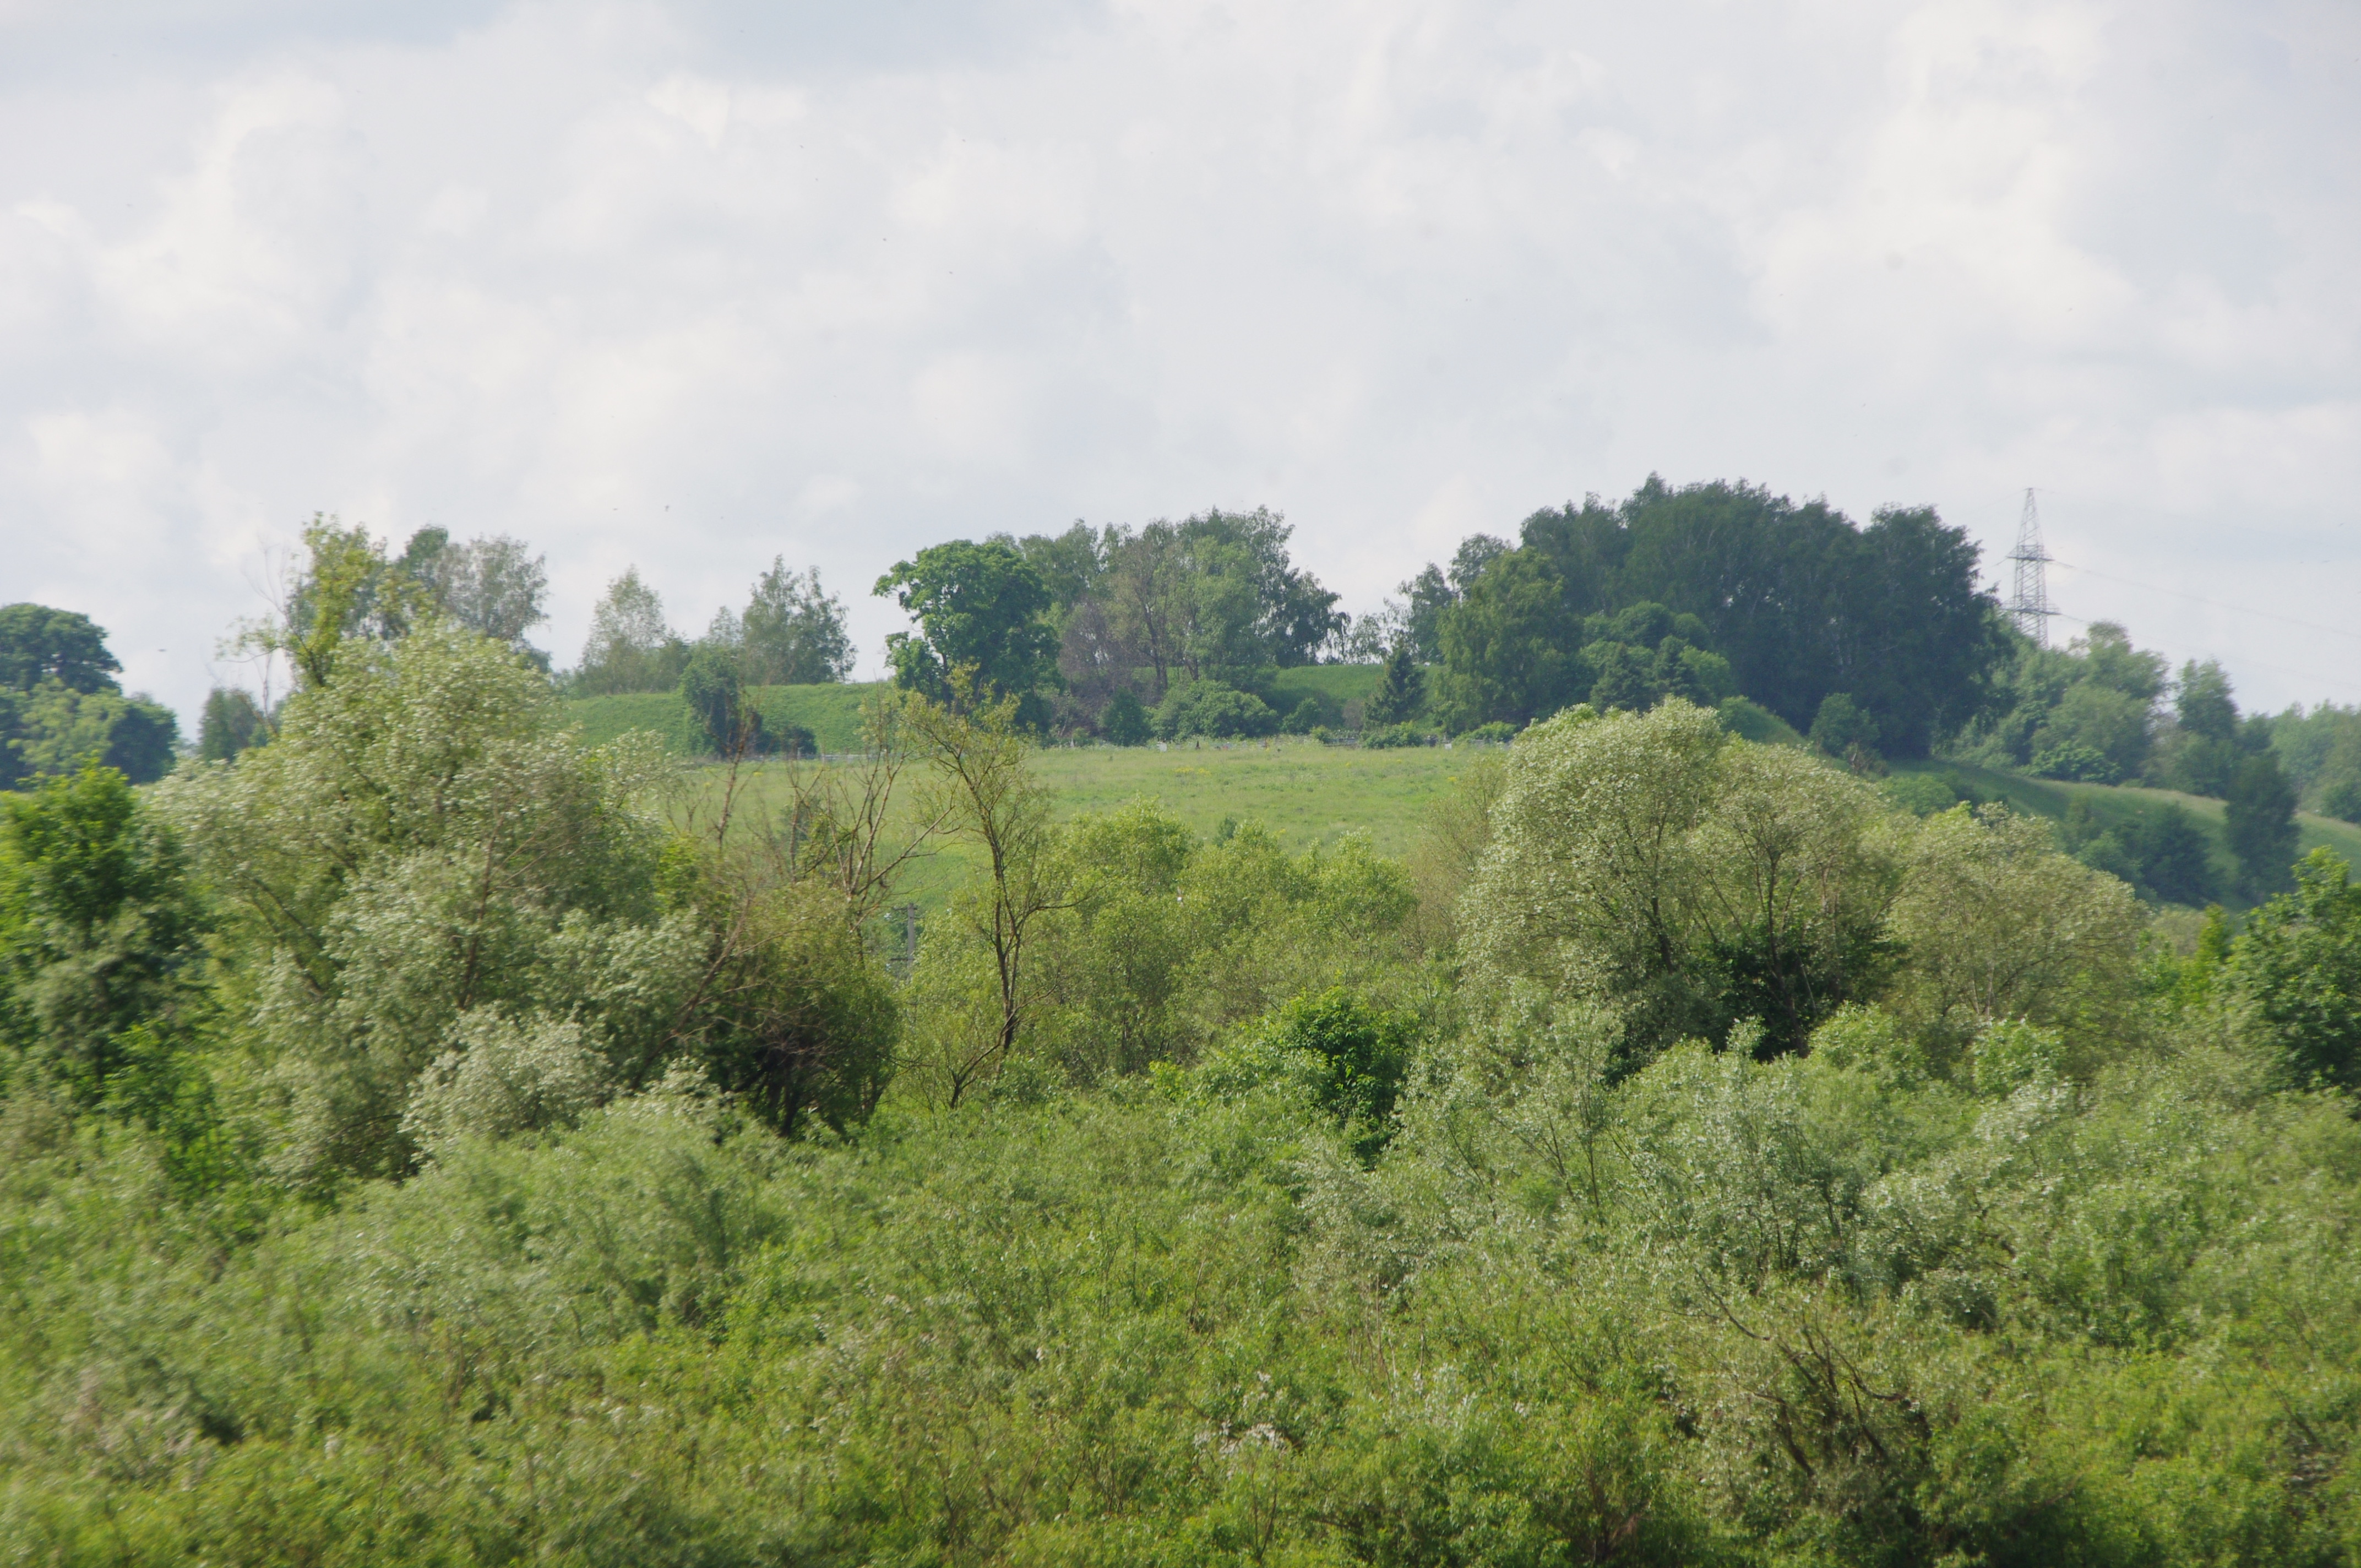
2, 0, 2357, 724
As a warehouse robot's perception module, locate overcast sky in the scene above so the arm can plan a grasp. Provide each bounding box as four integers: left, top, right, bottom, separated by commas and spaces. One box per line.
3, 0, 2357, 722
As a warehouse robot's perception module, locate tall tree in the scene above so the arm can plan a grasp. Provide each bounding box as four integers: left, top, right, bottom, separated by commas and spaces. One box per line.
742, 560, 855, 684
574, 568, 689, 695
2227, 753, 2301, 896
875, 540, 1062, 728
0, 605, 121, 694
1431, 548, 1581, 730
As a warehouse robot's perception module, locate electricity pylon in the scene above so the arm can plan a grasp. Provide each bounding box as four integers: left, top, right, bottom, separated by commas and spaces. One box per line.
2006, 488, 2055, 647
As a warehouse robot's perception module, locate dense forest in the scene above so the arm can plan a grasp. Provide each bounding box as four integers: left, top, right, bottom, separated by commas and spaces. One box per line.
7, 486, 2361, 1564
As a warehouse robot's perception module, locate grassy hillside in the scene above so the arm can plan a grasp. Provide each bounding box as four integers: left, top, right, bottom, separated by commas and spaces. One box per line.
698, 734, 1502, 912
1892, 757, 2361, 908
564, 683, 884, 755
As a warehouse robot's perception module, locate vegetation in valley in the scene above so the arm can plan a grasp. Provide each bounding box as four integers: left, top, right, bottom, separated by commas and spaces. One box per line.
8, 485, 2361, 1565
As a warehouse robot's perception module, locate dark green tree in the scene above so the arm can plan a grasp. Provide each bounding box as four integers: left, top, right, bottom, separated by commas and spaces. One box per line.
2177, 659, 2239, 742
0, 604, 121, 694
2229, 850, 2361, 1087
1249, 987, 1415, 1159
1587, 643, 1654, 714
0, 764, 206, 1112
1808, 693, 1880, 759
679, 644, 763, 756
2324, 781, 2361, 826
197, 688, 270, 761
1102, 689, 1150, 746
875, 540, 1062, 727
2125, 804, 2217, 906
1432, 548, 1580, 730
2226, 752, 2300, 896
1364, 645, 1425, 726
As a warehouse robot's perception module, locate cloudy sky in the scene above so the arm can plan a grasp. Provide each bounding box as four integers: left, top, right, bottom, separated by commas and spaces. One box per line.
3, 0, 2356, 722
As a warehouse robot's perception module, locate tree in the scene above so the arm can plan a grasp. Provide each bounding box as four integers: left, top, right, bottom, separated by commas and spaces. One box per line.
1808, 693, 1880, 765
0, 764, 205, 1110
875, 540, 1061, 728
742, 559, 854, 684
1460, 701, 1899, 1055
4, 685, 180, 787
899, 675, 1075, 1102
2177, 659, 2239, 742
0, 604, 121, 694
2226, 753, 2300, 896
1511, 481, 2004, 756
158, 625, 689, 1185
1432, 548, 1580, 731
575, 568, 689, 695
1103, 689, 1150, 746
1885, 804, 2146, 1065
679, 643, 764, 756
1006, 522, 1110, 619
401, 530, 550, 649
1364, 645, 1425, 726
2229, 849, 2361, 1088
1152, 680, 1277, 741
198, 688, 270, 762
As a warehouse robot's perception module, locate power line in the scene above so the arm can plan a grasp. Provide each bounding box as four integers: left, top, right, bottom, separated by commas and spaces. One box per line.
2046, 608, 2361, 700
2049, 558, 2361, 644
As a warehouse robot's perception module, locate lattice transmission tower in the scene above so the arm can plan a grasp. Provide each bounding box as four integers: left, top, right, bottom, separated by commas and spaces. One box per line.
2006, 488, 2056, 647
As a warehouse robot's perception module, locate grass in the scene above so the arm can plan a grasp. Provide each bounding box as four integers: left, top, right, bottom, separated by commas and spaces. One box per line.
1892, 757, 2361, 908
591, 682, 2360, 919
686, 736, 1500, 914
565, 683, 884, 755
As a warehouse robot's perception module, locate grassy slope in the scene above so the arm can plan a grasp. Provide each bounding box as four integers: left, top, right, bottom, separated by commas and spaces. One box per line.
693, 736, 1498, 913
1893, 758, 2361, 907
564, 684, 884, 755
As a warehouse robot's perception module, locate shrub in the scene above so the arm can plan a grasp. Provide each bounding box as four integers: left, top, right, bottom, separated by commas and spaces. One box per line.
1361, 722, 1427, 749
1102, 688, 1150, 745
1151, 679, 1277, 741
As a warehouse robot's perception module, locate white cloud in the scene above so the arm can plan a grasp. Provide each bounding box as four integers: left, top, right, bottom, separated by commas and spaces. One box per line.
0, 0, 2355, 720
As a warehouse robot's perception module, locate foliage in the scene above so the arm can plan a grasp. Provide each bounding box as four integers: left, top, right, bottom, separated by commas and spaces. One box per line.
1497, 480, 2003, 755
1462, 701, 1902, 1056
572, 565, 691, 695
736, 558, 854, 684
396, 527, 550, 650
1153, 678, 1279, 741
0, 606, 179, 788
1238, 985, 1417, 1154
875, 538, 1062, 727
20, 500, 2361, 1564
2058, 797, 2219, 907
196, 687, 269, 761
1364, 644, 1426, 726
157, 625, 688, 1187
1884, 804, 2146, 1068
1361, 722, 1429, 749
895, 676, 1072, 1103
0, 603, 121, 693
2227, 848, 2361, 1088
1808, 692, 1880, 766
1103, 687, 1151, 745
2226, 752, 2301, 896
678, 640, 765, 756
1429, 545, 1581, 731
0, 765, 206, 1112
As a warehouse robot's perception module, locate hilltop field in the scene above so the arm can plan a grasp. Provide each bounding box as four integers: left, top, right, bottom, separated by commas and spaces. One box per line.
632, 696, 2361, 921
